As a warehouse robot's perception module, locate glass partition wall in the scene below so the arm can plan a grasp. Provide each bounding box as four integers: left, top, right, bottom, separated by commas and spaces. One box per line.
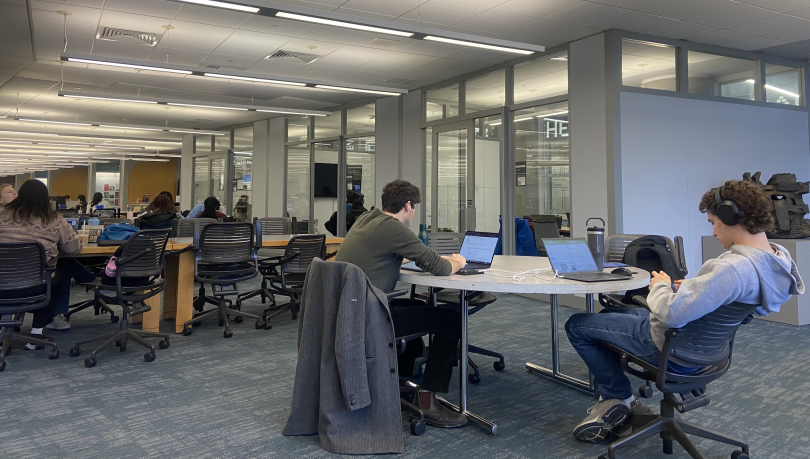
284, 102, 376, 236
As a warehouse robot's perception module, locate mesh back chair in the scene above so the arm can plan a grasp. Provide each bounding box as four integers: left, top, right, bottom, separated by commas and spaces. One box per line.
68, 230, 172, 368
414, 232, 504, 384
259, 234, 325, 324
93, 209, 117, 218
99, 218, 133, 226
598, 301, 756, 459
0, 243, 58, 370
527, 216, 562, 256
171, 218, 228, 311
181, 223, 268, 338
236, 217, 292, 308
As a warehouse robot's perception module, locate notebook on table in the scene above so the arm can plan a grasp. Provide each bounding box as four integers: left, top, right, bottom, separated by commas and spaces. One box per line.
401, 231, 500, 272
541, 238, 632, 282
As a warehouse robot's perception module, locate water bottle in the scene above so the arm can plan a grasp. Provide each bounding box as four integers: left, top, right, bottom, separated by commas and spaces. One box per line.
418, 223, 429, 246
88, 217, 100, 226
586, 217, 606, 272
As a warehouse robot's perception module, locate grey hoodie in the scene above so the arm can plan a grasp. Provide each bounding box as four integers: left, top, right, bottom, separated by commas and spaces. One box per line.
646, 243, 804, 351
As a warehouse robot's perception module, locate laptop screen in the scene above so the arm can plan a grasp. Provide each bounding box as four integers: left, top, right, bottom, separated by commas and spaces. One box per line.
459, 231, 499, 265
543, 238, 598, 274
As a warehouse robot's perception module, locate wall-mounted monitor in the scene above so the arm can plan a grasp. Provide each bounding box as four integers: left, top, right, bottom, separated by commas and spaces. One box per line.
314, 163, 337, 197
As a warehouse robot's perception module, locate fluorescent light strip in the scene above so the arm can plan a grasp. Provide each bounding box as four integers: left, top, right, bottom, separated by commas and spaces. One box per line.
167, 103, 248, 111
167, 129, 228, 134
488, 121, 502, 126
275, 12, 413, 37
544, 118, 568, 123
315, 85, 402, 97
537, 111, 569, 117
178, 0, 258, 13
423, 36, 533, 55
514, 117, 534, 122
256, 109, 328, 116
99, 125, 164, 131
93, 145, 144, 150
744, 79, 800, 98
0, 140, 32, 144
233, 151, 252, 156
18, 118, 91, 126
67, 58, 192, 75
204, 73, 305, 86
62, 94, 158, 104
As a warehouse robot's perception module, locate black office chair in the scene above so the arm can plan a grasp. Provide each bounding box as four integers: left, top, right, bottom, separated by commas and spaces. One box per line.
181, 223, 268, 337
598, 300, 755, 459
0, 242, 59, 370
235, 217, 293, 308
93, 209, 117, 218
69, 230, 172, 368
412, 232, 504, 384
171, 218, 227, 312
99, 218, 133, 226
526, 215, 562, 255
260, 234, 325, 323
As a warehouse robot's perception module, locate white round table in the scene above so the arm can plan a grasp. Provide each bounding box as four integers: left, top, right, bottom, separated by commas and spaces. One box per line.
399, 256, 650, 435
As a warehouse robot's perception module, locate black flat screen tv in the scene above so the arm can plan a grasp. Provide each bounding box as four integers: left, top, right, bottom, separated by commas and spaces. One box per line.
314, 163, 338, 197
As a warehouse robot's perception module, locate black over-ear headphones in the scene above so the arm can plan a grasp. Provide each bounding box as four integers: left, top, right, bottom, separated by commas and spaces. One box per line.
714, 186, 740, 226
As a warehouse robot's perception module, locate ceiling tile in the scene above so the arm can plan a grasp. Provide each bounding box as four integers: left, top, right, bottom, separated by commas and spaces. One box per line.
98, 10, 174, 35
590, 12, 677, 32
791, 7, 810, 20
31, 1, 102, 25
395, 57, 480, 79
288, 65, 349, 81
309, 45, 391, 69
245, 59, 308, 76
389, 17, 452, 29
687, 29, 756, 46
728, 15, 810, 42
146, 47, 210, 67
91, 39, 154, 60
240, 15, 368, 43
443, 26, 502, 39
172, 4, 251, 29
271, 37, 346, 58
200, 54, 262, 69
397, 1, 486, 27
34, 16, 98, 39
354, 51, 436, 73
332, 8, 397, 22
739, 0, 810, 13
493, 0, 584, 19
553, 27, 603, 43
441, 0, 512, 7
103, 0, 181, 18
212, 30, 293, 59
397, 40, 464, 57
724, 35, 788, 51
641, 21, 716, 39
337, 0, 415, 17
544, 3, 631, 26
158, 20, 233, 52
274, 0, 348, 9
451, 10, 539, 35
328, 69, 390, 85
688, 4, 777, 28
502, 19, 591, 42
38, 33, 94, 55
440, 47, 522, 64
36, 0, 105, 8
587, 0, 667, 8
641, 0, 734, 20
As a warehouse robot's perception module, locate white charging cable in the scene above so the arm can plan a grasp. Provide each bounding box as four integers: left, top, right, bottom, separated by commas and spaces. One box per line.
483, 268, 553, 282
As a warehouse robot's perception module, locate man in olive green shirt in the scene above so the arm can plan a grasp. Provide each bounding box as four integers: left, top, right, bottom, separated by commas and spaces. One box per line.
336, 179, 468, 428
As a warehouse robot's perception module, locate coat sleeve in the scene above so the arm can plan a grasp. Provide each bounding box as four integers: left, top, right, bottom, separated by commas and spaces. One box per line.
334, 276, 371, 411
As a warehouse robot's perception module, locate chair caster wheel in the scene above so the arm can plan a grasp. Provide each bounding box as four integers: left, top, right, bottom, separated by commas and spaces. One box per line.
410, 420, 426, 436
224, 330, 233, 338
49, 349, 59, 360
493, 361, 505, 371
731, 451, 749, 459
234, 316, 244, 323
255, 321, 264, 330
159, 340, 170, 349
0, 361, 5, 371
144, 352, 156, 362
182, 328, 192, 336
84, 357, 97, 368
468, 374, 481, 384
69, 347, 81, 357
264, 323, 272, 330
291, 313, 298, 320
639, 385, 653, 398
110, 315, 119, 323
598, 453, 610, 459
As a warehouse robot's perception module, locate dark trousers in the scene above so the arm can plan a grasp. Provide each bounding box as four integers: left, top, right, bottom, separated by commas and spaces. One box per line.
52, 257, 98, 316
0, 285, 54, 329
389, 298, 461, 394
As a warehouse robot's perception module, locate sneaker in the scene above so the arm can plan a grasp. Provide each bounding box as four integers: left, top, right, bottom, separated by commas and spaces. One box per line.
45, 314, 71, 331
418, 392, 469, 428
25, 332, 53, 350
573, 399, 631, 443
612, 401, 657, 437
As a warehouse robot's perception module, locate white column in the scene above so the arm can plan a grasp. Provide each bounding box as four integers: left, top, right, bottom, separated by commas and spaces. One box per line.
87, 164, 96, 200
401, 90, 423, 231
180, 134, 194, 210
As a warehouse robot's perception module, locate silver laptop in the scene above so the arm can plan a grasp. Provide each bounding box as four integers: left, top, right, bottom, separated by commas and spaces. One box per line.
402, 231, 500, 272
542, 238, 631, 282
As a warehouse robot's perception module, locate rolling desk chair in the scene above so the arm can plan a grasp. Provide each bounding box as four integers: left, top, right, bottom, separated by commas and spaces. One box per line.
235, 217, 293, 308
93, 209, 117, 218
0, 243, 59, 371
181, 223, 268, 337
69, 230, 172, 367
172, 218, 224, 311
260, 234, 325, 324
527, 215, 562, 256
598, 300, 755, 459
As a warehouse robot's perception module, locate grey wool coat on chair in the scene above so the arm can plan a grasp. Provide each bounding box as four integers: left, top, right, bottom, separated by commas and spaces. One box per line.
282, 259, 404, 454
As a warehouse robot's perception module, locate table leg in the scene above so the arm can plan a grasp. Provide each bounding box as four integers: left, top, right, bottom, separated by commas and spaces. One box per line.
163, 255, 179, 320
165, 249, 195, 333
141, 294, 161, 333
436, 289, 499, 436
526, 293, 598, 395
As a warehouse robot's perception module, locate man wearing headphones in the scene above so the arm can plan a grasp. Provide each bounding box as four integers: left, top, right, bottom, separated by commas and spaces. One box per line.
565, 180, 804, 444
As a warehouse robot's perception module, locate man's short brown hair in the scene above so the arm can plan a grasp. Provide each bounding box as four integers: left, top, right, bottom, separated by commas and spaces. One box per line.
699, 180, 773, 234
381, 179, 421, 213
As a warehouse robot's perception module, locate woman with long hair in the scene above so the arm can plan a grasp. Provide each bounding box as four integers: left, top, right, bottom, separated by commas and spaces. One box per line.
137, 192, 182, 229
0, 180, 93, 342
0, 184, 17, 206
72, 194, 87, 212
90, 192, 111, 210
197, 196, 226, 219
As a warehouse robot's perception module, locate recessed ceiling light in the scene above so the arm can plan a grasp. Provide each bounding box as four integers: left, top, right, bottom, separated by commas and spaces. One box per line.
204, 73, 306, 86
18, 118, 92, 126
423, 36, 533, 55
274, 12, 413, 37
167, 103, 248, 111
62, 94, 158, 104
315, 85, 402, 97
66, 57, 192, 74
177, 0, 259, 13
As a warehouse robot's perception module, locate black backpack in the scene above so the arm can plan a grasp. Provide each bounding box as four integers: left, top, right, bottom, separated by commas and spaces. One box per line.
619, 235, 684, 301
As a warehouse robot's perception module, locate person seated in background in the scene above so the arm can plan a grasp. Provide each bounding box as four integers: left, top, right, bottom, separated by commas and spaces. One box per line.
137, 193, 181, 230
90, 192, 111, 210
0, 184, 17, 206
186, 202, 205, 218
0, 180, 91, 340
346, 192, 368, 231
196, 196, 226, 219
72, 194, 87, 212
565, 180, 804, 444
335, 179, 469, 429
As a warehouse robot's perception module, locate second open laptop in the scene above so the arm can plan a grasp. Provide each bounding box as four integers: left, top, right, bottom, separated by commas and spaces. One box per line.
541, 238, 632, 282
402, 231, 500, 272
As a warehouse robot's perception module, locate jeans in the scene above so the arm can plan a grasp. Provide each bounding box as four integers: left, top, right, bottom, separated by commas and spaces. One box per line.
389, 298, 461, 394
565, 307, 662, 400
52, 257, 98, 316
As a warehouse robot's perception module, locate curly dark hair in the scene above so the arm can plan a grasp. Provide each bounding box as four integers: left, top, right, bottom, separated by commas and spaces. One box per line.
699, 180, 773, 234
381, 179, 421, 214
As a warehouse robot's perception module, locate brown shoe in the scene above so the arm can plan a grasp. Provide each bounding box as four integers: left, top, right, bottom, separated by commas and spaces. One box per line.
418, 392, 469, 428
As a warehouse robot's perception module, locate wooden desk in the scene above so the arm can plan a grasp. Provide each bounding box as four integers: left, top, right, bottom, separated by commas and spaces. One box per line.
559, 226, 571, 236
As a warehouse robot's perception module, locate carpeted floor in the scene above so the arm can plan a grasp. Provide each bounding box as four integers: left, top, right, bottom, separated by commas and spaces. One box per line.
1, 278, 809, 459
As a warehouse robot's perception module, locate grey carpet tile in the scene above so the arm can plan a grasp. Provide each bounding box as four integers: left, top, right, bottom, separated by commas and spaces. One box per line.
1, 278, 809, 458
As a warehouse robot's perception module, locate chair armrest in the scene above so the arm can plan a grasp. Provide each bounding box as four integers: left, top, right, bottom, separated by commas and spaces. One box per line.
387, 290, 408, 301
115, 249, 151, 266
165, 245, 193, 257
631, 295, 649, 308
324, 250, 338, 260
277, 252, 300, 266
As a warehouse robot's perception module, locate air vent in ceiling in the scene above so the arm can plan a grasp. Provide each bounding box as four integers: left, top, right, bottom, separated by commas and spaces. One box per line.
204, 64, 248, 71
96, 26, 158, 46
368, 38, 399, 47
385, 77, 417, 85
264, 50, 320, 64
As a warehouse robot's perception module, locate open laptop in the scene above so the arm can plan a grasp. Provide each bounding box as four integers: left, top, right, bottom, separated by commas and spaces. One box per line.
402, 231, 500, 272
542, 238, 632, 282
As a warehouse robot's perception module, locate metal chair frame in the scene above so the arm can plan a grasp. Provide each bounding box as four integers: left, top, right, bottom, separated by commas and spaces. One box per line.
258, 234, 325, 323
236, 217, 293, 308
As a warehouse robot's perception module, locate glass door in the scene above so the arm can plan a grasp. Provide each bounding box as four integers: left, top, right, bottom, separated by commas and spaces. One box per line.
432, 121, 473, 234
